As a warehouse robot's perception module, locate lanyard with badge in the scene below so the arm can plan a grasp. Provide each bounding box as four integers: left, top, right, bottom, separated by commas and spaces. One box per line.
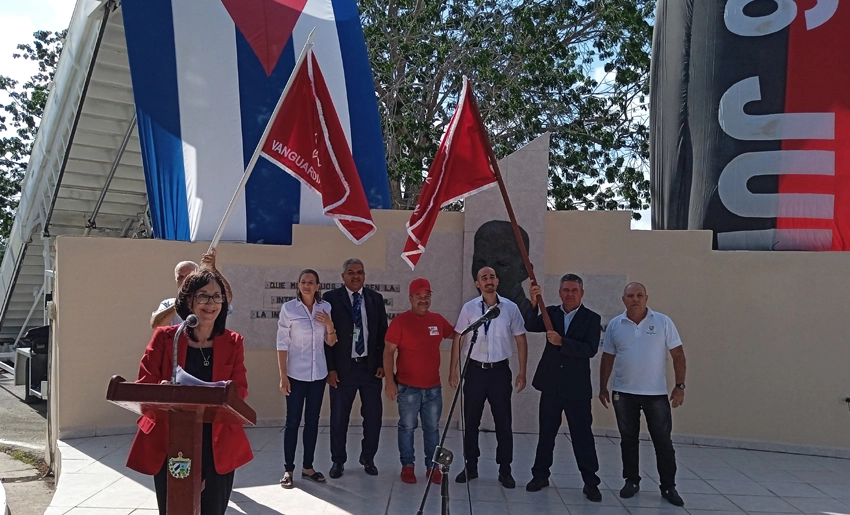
478, 299, 498, 356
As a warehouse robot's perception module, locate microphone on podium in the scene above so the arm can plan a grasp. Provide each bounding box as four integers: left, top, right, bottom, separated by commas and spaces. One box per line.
171, 314, 200, 383
460, 305, 501, 336
184, 314, 199, 328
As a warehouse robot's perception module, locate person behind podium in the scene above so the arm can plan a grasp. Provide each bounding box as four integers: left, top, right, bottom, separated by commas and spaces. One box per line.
126, 268, 253, 515
276, 269, 338, 488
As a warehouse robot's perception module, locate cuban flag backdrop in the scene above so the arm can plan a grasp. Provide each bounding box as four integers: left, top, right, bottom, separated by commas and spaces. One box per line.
121, 0, 391, 244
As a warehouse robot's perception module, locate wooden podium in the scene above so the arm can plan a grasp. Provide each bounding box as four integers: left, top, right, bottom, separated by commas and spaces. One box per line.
106, 375, 257, 514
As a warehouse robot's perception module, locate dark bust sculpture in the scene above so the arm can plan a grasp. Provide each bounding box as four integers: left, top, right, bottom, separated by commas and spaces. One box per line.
471, 220, 533, 318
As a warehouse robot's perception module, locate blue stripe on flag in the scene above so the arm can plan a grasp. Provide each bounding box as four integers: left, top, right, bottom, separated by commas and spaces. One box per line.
237, 30, 301, 245
122, 0, 191, 240
332, 0, 392, 209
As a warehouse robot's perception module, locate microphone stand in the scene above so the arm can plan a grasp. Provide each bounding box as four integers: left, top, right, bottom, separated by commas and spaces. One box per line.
417, 327, 480, 515
170, 317, 195, 384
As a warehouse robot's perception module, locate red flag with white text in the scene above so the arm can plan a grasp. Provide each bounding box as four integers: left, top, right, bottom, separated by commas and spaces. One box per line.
260, 49, 376, 244
402, 78, 497, 268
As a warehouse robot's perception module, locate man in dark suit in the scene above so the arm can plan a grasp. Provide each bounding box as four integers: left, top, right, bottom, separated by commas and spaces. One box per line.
323, 258, 387, 478
524, 274, 603, 502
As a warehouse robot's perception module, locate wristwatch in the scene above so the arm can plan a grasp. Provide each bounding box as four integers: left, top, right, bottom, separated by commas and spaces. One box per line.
675, 383, 686, 390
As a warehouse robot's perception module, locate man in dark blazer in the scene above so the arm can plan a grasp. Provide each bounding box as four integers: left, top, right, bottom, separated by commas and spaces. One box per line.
323, 258, 387, 478
523, 274, 603, 502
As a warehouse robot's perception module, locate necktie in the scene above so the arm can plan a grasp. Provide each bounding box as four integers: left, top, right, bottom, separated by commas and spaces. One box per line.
353, 292, 365, 355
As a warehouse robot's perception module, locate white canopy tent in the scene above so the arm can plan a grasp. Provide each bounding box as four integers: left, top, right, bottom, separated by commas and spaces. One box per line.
0, 0, 148, 341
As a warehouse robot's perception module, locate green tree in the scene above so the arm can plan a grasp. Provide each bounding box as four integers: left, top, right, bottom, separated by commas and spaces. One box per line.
0, 29, 66, 257
362, 0, 653, 217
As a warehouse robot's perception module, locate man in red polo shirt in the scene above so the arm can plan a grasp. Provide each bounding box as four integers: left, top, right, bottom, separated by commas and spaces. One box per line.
384, 278, 455, 484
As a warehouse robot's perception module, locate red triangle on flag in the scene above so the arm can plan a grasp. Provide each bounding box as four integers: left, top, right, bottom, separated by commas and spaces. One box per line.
220, 0, 308, 76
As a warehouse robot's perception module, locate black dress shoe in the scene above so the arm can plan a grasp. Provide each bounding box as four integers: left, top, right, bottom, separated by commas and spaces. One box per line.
661, 487, 684, 507
455, 469, 478, 483
359, 456, 378, 476
583, 484, 602, 502
329, 462, 344, 479
498, 472, 516, 489
620, 480, 640, 498
526, 477, 550, 492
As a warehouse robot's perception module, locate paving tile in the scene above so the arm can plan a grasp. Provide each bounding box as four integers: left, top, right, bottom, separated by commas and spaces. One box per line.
789, 469, 850, 484
760, 482, 825, 497
627, 508, 689, 515
689, 468, 750, 481
45, 431, 850, 515
725, 495, 800, 513
704, 480, 772, 496
672, 479, 718, 494
742, 469, 804, 483
674, 493, 741, 511
780, 496, 850, 513
558, 487, 623, 507
811, 482, 850, 499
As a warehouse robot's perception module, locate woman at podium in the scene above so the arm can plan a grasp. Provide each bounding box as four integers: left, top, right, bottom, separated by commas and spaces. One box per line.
126, 268, 254, 515
276, 269, 337, 487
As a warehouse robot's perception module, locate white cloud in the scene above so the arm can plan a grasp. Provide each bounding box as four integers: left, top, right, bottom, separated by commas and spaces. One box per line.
1, 0, 75, 133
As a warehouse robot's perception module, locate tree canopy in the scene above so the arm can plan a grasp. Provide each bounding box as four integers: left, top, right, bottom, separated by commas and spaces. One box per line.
361, 0, 654, 217
0, 29, 66, 254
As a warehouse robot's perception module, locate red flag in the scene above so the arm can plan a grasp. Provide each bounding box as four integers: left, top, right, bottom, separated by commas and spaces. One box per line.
260, 49, 376, 244
402, 78, 497, 268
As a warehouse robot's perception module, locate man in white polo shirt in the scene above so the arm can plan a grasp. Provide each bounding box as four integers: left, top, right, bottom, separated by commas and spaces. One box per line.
450, 266, 528, 489
599, 282, 687, 507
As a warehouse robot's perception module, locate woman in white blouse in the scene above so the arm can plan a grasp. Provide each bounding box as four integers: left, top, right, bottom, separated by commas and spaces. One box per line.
277, 269, 337, 488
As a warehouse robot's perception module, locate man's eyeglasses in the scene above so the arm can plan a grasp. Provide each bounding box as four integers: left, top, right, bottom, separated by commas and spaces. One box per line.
194, 293, 225, 304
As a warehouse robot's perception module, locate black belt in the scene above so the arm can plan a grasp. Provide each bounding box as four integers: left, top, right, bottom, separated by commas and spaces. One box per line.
352, 356, 367, 363
469, 359, 508, 370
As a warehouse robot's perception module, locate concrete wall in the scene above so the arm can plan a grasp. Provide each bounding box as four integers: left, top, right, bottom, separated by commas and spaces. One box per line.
48, 132, 850, 457
51, 209, 850, 456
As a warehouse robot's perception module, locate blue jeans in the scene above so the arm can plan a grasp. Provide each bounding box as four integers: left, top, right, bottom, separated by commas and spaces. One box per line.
284, 377, 326, 472
397, 383, 442, 468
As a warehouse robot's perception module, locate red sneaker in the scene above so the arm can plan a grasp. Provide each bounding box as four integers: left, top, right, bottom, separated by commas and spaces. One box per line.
401, 465, 417, 484
428, 467, 442, 484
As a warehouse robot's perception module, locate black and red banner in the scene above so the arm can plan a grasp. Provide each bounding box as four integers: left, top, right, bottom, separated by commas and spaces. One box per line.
650, 0, 848, 250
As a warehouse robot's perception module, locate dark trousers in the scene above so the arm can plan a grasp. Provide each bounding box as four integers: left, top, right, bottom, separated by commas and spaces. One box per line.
329, 360, 383, 464
284, 377, 326, 472
532, 391, 600, 486
612, 391, 677, 489
462, 363, 513, 471
154, 424, 234, 515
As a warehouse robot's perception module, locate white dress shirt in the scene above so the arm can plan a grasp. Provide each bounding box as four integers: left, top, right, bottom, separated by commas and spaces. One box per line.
277, 298, 332, 381
454, 295, 526, 363
346, 287, 369, 358
562, 304, 580, 332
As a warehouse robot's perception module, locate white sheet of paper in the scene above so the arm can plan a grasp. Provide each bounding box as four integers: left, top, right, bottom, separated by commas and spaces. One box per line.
175, 365, 227, 387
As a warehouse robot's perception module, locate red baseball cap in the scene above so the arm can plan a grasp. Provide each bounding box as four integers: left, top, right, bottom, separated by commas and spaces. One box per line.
409, 278, 432, 295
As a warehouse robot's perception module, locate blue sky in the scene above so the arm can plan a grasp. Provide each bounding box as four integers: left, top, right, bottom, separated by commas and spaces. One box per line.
0, 0, 75, 89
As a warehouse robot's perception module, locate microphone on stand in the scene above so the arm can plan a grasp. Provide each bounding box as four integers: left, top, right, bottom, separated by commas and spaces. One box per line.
171, 314, 199, 383
459, 305, 501, 336
183, 314, 199, 328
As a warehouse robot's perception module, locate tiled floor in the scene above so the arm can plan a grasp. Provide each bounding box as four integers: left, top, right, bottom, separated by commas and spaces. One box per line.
47, 427, 850, 514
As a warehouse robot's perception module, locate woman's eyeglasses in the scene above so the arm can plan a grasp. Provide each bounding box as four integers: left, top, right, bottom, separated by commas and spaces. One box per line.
194, 293, 225, 304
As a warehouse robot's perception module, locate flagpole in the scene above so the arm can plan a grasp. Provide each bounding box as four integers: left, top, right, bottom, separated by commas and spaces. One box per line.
207, 29, 317, 252
465, 79, 554, 332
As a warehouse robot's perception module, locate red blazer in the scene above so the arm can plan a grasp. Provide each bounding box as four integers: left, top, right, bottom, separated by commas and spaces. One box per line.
126, 327, 254, 475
